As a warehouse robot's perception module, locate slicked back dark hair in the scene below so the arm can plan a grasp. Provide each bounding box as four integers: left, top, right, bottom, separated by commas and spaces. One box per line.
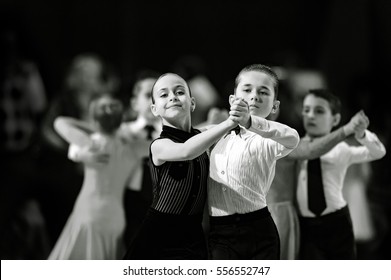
234, 64, 279, 99
307, 89, 342, 115
151, 73, 192, 104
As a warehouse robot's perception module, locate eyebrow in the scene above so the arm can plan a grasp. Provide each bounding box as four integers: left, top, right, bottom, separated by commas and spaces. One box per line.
158, 84, 185, 91
242, 84, 270, 90
174, 85, 186, 90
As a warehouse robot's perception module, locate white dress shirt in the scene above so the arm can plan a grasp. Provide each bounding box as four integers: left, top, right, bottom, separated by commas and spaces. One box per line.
296, 130, 386, 217
208, 116, 300, 216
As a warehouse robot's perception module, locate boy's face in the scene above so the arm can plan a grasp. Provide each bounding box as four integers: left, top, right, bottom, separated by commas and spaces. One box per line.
151, 74, 195, 121
233, 71, 279, 118
132, 78, 156, 120
302, 94, 340, 137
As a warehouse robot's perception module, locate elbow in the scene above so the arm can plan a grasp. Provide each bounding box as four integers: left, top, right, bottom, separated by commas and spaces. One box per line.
376, 147, 387, 160
287, 130, 300, 150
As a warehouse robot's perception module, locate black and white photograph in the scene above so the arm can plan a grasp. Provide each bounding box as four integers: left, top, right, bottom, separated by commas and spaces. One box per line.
1, 0, 391, 278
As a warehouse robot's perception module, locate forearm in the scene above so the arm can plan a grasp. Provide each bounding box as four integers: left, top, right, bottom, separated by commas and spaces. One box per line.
288, 126, 347, 160
248, 116, 299, 149
55, 116, 94, 133
54, 116, 93, 146
153, 119, 235, 163
182, 120, 234, 158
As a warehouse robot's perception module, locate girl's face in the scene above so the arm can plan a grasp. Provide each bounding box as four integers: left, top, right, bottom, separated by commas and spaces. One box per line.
302, 94, 340, 137
93, 95, 124, 133
232, 71, 279, 118
151, 74, 195, 124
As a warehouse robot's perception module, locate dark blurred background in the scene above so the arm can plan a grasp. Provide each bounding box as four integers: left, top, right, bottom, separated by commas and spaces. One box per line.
1, 0, 390, 259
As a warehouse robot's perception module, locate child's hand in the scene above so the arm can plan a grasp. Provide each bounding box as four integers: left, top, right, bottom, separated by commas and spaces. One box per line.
344, 110, 369, 136
229, 98, 251, 128
354, 110, 369, 139
344, 111, 361, 135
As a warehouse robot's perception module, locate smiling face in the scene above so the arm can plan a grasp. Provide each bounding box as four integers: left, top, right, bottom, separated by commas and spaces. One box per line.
151, 73, 195, 128
302, 93, 340, 137
232, 71, 279, 118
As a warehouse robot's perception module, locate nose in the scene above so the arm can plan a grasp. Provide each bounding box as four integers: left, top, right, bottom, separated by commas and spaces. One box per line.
306, 110, 315, 118
169, 91, 179, 101
250, 91, 259, 102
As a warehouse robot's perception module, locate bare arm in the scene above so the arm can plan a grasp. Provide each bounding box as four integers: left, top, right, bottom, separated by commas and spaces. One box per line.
287, 126, 347, 160
151, 118, 236, 166
287, 109, 370, 160
54, 116, 94, 146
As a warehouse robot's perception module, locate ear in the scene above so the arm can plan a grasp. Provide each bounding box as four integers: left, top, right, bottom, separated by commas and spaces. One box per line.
150, 104, 159, 117
333, 113, 341, 127
229, 94, 236, 106
271, 100, 280, 114
191, 97, 196, 112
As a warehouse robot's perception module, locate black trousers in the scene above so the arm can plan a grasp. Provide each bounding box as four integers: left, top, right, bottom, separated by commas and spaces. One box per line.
208, 207, 280, 260
123, 189, 150, 246
299, 205, 356, 260
123, 208, 207, 260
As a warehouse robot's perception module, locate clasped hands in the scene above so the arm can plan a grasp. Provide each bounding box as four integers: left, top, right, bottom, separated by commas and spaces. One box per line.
343, 110, 370, 139
228, 97, 251, 129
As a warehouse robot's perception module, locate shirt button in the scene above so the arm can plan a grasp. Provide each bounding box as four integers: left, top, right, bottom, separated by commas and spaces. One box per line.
221, 171, 225, 175
222, 187, 227, 192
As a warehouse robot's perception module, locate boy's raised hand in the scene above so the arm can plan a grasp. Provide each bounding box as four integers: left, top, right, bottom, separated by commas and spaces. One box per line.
344, 111, 362, 136
354, 110, 369, 139
229, 98, 251, 128
344, 110, 369, 137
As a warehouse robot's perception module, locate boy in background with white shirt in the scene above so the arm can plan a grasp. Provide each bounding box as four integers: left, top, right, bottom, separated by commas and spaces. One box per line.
296, 89, 386, 259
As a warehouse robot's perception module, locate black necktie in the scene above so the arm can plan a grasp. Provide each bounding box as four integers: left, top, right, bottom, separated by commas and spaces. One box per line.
307, 158, 326, 216
225, 125, 241, 138
231, 125, 241, 135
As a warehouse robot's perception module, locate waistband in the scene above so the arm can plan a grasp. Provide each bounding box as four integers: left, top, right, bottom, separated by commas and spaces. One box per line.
209, 207, 270, 225
146, 207, 203, 224
299, 205, 350, 223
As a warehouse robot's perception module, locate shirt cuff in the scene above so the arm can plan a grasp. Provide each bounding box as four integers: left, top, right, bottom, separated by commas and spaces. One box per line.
355, 129, 373, 144
249, 115, 270, 132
